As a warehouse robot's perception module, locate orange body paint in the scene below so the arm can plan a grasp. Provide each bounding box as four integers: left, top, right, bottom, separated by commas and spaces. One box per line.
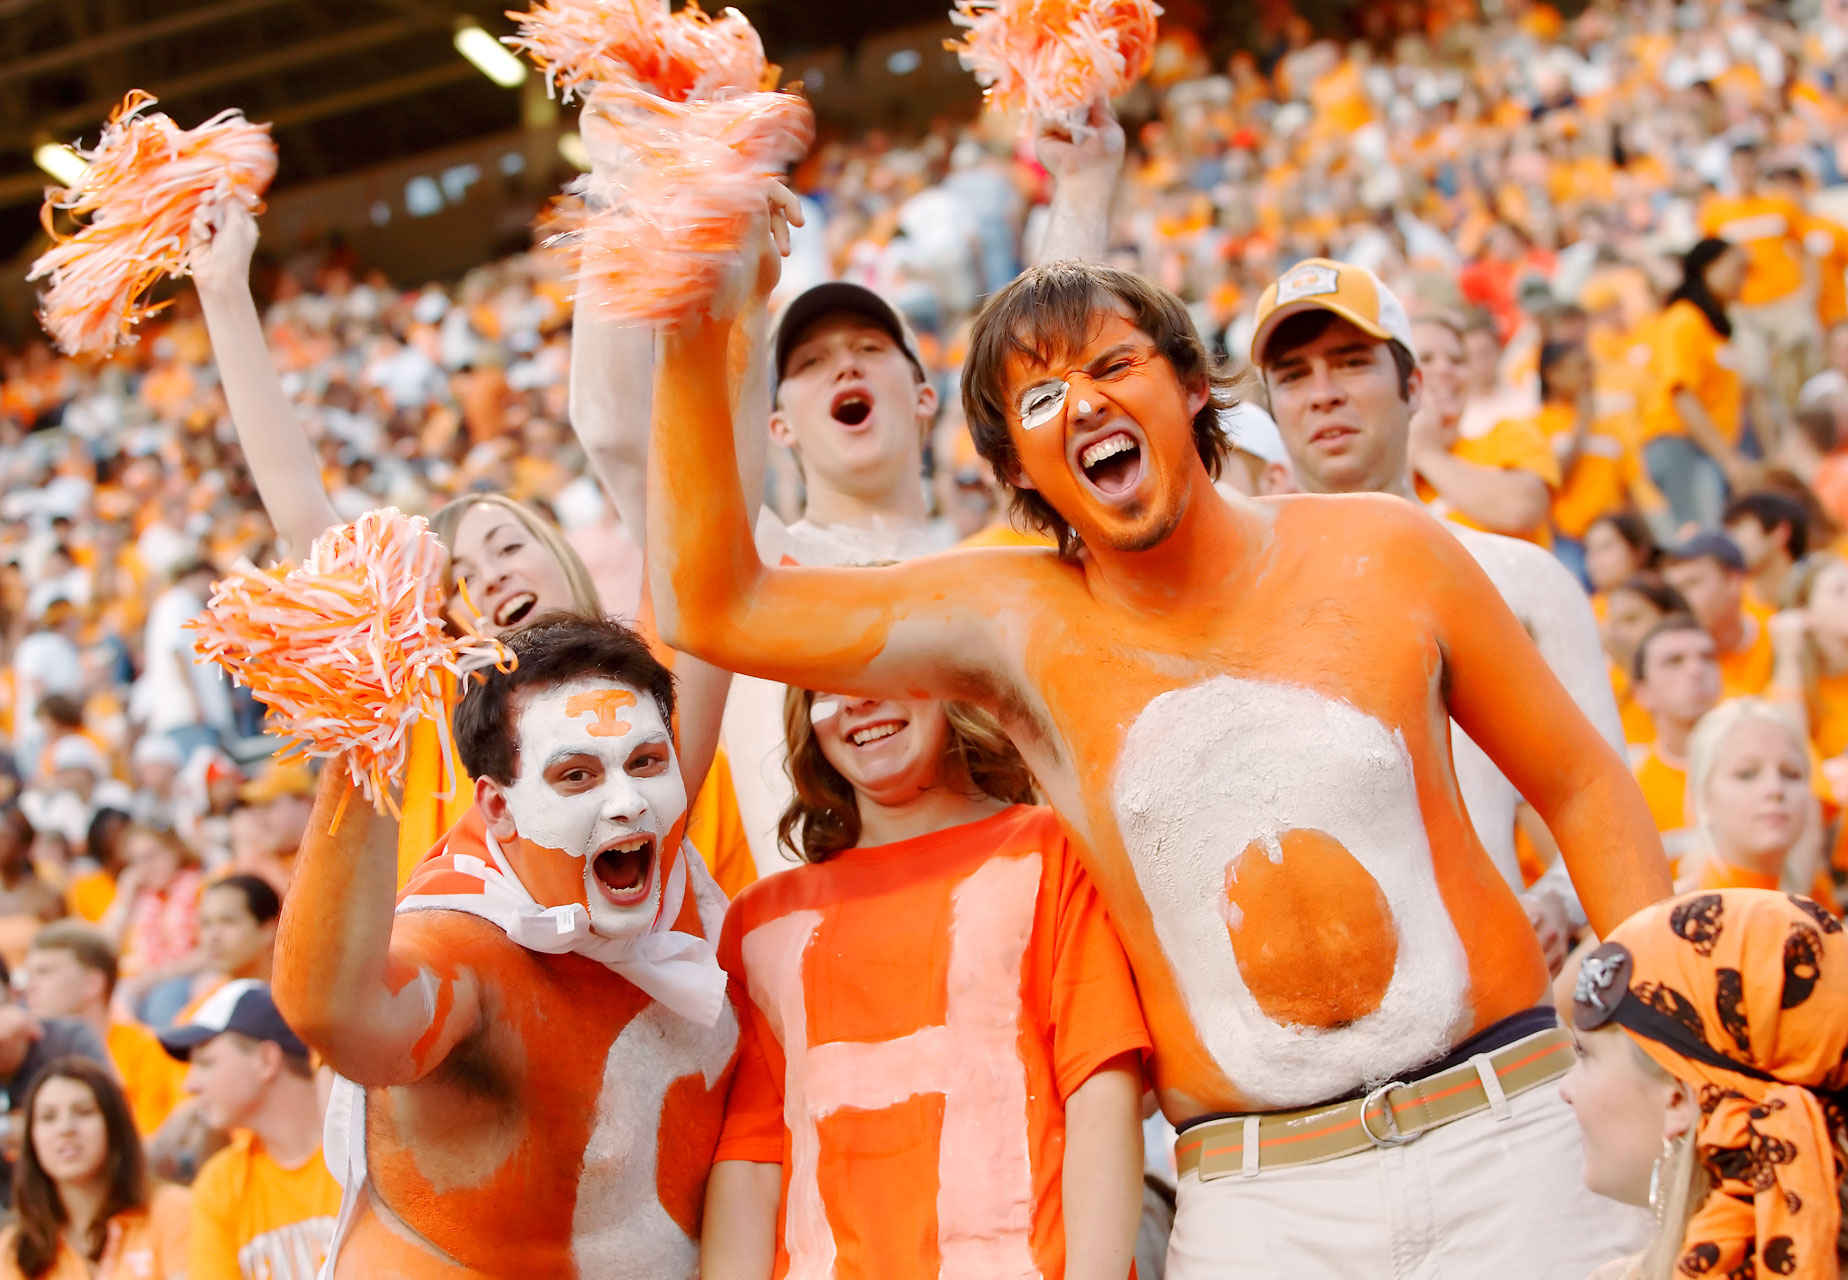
648, 310, 1671, 1118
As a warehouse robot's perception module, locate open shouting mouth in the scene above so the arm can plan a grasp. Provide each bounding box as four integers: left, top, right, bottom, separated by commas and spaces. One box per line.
1076, 426, 1145, 499
493, 592, 538, 629
591, 832, 656, 908
831, 385, 875, 428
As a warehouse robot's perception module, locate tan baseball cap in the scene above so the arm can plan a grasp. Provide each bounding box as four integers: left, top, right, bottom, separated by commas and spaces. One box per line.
1249, 258, 1415, 367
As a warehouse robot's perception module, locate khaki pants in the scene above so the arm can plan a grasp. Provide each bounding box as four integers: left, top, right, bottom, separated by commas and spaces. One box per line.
1165, 1082, 1649, 1279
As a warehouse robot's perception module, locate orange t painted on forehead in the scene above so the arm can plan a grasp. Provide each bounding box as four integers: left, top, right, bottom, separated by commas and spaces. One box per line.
564, 688, 636, 738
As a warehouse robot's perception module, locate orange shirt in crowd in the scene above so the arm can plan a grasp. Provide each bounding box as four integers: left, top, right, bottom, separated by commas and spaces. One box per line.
1717, 611, 1775, 699
1634, 746, 1694, 869
107, 1019, 187, 1136
1692, 857, 1841, 917
1699, 194, 1809, 305
188, 1130, 340, 1280
1539, 402, 1653, 540
1807, 671, 1848, 760
1806, 213, 1848, 327
1642, 300, 1743, 446
1610, 663, 1656, 746
715, 805, 1150, 1280
1415, 417, 1561, 545
0, 1185, 190, 1280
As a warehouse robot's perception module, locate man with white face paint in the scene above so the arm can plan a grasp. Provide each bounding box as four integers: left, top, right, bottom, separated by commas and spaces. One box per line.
271, 615, 737, 1280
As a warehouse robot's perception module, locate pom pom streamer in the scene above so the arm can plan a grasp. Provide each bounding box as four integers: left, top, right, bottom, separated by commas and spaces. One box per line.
945, 0, 1162, 132
27, 91, 276, 357
505, 0, 772, 102
549, 85, 813, 325
192, 509, 511, 818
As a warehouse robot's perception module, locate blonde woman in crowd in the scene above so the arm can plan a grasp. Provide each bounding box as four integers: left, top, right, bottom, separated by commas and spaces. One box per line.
1680, 698, 1838, 914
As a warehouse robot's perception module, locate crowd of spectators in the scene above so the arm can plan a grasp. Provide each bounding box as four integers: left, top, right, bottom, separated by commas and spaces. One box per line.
0, 0, 1844, 1269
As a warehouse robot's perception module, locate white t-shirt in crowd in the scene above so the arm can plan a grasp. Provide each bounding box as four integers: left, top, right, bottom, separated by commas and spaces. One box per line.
134, 585, 234, 736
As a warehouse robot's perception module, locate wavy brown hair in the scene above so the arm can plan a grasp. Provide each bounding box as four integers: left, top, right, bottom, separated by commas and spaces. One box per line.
777, 688, 1038, 863
13, 1057, 148, 1278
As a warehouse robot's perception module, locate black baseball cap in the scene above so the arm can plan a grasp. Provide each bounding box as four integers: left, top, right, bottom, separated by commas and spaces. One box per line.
158, 979, 309, 1062
772, 282, 927, 390
1661, 531, 1746, 575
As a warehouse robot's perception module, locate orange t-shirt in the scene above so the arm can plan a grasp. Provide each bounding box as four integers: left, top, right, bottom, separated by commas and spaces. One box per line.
1805, 214, 1848, 328
0, 1185, 190, 1280
1539, 402, 1653, 540
1699, 194, 1808, 305
1643, 301, 1742, 447
1717, 613, 1775, 699
1634, 746, 1693, 869
1611, 663, 1655, 746
107, 1019, 188, 1136
1809, 671, 1848, 761
1693, 857, 1841, 918
1415, 418, 1561, 546
715, 805, 1150, 1280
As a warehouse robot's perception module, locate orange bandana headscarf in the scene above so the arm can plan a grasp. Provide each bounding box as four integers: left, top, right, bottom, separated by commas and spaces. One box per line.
1574, 890, 1848, 1280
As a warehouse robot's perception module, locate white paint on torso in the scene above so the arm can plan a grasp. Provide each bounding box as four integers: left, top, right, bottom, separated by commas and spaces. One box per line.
570, 865, 737, 1279
1111, 676, 1471, 1107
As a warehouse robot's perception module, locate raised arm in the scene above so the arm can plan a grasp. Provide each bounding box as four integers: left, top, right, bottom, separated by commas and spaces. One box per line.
1032, 95, 1124, 266
1427, 521, 1671, 936
190, 204, 341, 557
646, 239, 1013, 700
271, 765, 483, 1087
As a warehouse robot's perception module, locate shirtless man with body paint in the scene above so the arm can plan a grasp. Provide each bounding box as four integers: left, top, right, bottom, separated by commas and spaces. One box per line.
1248, 261, 1627, 964
271, 617, 737, 1279
646, 238, 1670, 1275
568, 99, 1125, 878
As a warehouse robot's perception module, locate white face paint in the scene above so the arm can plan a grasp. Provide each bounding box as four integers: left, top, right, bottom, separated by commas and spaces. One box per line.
1077, 398, 1094, 416
1017, 379, 1068, 432
502, 676, 688, 941
809, 697, 843, 726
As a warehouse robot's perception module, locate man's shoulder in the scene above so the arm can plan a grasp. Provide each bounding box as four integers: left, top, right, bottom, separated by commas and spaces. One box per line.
1270, 490, 1444, 550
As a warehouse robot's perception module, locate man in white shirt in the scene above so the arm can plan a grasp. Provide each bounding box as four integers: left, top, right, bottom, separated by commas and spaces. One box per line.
133, 560, 235, 759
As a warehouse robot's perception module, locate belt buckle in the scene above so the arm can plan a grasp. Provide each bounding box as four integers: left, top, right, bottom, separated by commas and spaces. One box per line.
1359, 1080, 1418, 1147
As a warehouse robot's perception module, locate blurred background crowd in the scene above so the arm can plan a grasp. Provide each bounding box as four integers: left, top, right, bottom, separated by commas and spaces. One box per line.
0, 0, 1844, 1226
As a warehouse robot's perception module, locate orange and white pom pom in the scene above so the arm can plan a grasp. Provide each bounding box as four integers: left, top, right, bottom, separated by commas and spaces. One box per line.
192, 509, 511, 817
27, 91, 275, 357
551, 85, 812, 325
946, 0, 1161, 132
506, 0, 771, 102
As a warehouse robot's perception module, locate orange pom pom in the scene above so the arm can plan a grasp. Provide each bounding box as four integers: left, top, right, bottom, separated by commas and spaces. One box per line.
549, 85, 813, 325
946, 0, 1162, 131
192, 509, 511, 816
27, 91, 276, 357
506, 0, 772, 102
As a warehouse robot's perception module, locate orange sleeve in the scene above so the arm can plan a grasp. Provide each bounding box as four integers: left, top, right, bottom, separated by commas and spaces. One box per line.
714, 990, 786, 1163
685, 749, 758, 900
1042, 839, 1152, 1103
1654, 306, 1705, 397
1479, 419, 1562, 488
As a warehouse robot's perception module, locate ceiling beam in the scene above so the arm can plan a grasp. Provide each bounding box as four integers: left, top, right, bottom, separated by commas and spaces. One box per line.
23, 19, 434, 144
0, 0, 293, 86
264, 60, 480, 130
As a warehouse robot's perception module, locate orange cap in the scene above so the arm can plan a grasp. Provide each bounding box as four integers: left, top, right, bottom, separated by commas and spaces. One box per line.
1249, 258, 1415, 366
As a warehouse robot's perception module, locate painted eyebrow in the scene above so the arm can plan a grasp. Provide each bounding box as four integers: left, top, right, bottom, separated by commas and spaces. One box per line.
539, 733, 671, 772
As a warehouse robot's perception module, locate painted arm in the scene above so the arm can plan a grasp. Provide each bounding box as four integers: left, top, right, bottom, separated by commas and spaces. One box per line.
647, 298, 1012, 700
699, 1160, 781, 1280
1412, 446, 1551, 537
271, 765, 483, 1087
1429, 522, 1671, 936
1032, 96, 1124, 266
189, 203, 341, 558
1061, 1054, 1144, 1280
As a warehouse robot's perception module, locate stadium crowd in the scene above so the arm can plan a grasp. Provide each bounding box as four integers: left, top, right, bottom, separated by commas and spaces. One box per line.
0, 0, 1844, 1274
